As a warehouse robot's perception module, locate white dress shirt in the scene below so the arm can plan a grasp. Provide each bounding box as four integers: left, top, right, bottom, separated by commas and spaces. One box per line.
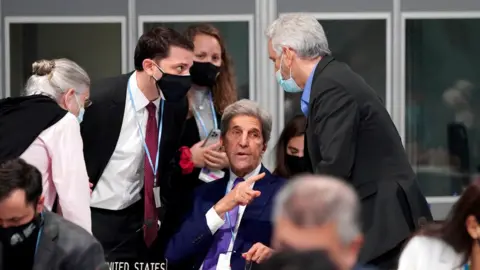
200, 163, 262, 270
91, 72, 160, 210
398, 235, 466, 270
21, 113, 92, 233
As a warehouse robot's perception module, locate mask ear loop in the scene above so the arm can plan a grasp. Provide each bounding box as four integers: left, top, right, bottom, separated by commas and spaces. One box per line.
151, 62, 166, 100
278, 54, 285, 80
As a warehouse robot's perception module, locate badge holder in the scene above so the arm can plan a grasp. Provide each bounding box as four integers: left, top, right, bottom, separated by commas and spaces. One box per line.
199, 167, 225, 183
153, 186, 161, 208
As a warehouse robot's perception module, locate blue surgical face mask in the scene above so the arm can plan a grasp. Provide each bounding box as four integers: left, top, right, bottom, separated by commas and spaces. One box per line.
74, 95, 85, 123
275, 54, 302, 93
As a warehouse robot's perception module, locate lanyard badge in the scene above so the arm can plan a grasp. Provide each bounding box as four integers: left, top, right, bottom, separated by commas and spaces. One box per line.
192, 92, 218, 137
127, 78, 164, 208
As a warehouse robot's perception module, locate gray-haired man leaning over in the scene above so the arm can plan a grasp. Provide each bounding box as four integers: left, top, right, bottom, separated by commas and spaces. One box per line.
272, 175, 377, 270
266, 13, 431, 268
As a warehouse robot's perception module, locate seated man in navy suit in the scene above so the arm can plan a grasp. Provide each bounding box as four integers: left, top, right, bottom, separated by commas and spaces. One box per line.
165, 99, 286, 270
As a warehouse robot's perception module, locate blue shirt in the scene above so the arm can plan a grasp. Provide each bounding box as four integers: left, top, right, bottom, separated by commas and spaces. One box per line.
301, 62, 319, 116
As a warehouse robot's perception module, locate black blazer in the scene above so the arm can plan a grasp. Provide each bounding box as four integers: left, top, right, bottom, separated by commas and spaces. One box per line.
80, 73, 189, 208
305, 56, 432, 263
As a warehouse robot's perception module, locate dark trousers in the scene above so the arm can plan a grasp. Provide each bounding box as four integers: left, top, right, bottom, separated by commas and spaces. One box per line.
91, 200, 166, 267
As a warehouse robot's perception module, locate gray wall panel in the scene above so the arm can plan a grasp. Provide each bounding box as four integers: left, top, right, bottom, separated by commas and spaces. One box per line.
402, 0, 480, 12
3, 0, 128, 16
137, 0, 255, 15
429, 201, 456, 221
278, 0, 392, 13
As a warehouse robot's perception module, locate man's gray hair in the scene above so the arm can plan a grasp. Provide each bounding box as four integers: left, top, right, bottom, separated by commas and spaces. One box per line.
265, 13, 331, 59
274, 175, 361, 244
221, 99, 272, 144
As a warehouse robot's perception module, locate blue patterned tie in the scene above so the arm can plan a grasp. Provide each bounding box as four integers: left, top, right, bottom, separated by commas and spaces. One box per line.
203, 177, 244, 270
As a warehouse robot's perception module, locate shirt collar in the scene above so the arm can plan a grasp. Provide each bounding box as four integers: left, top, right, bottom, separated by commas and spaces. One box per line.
229, 163, 262, 184
301, 61, 320, 104
129, 72, 160, 111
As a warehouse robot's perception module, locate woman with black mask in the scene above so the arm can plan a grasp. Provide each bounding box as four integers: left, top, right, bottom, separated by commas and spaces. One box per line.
274, 115, 308, 178
163, 23, 237, 246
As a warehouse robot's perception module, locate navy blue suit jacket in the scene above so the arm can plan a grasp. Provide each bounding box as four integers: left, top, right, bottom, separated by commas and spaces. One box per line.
165, 166, 286, 270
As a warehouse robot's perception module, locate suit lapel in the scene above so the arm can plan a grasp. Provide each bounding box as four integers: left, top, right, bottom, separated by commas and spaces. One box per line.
106, 74, 129, 149
233, 167, 275, 251
308, 55, 335, 111
33, 214, 58, 270
242, 167, 275, 218
90, 74, 129, 185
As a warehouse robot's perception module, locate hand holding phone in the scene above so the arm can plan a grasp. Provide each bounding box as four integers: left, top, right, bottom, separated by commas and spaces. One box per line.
202, 129, 221, 148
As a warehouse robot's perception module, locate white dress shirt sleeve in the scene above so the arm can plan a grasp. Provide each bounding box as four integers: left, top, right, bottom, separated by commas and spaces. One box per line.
48, 114, 92, 233
205, 207, 225, 234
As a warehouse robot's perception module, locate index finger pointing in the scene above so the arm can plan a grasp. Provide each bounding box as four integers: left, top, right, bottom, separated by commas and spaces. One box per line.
246, 172, 266, 183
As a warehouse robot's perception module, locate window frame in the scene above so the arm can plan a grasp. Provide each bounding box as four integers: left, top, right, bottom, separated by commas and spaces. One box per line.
401, 12, 480, 205
4, 16, 128, 98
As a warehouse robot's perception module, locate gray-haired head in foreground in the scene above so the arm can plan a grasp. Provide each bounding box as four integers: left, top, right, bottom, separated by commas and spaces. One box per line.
274, 174, 361, 244
221, 99, 272, 144
265, 13, 331, 59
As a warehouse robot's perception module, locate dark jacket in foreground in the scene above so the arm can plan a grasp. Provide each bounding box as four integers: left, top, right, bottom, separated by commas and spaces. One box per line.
304, 55, 432, 264
0, 211, 108, 270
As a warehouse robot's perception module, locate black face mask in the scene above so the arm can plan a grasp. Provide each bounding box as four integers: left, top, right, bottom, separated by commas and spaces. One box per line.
154, 67, 192, 102
0, 213, 42, 246
286, 155, 308, 176
190, 61, 220, 88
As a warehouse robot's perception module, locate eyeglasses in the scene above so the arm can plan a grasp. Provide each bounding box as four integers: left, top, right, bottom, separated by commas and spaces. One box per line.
84, 99, 93, 108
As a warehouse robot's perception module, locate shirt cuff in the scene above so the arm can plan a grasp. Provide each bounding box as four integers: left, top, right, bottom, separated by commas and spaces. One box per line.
205, 207, 225, 234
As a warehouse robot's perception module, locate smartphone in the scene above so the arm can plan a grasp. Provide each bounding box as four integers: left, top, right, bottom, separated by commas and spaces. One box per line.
202, 129, 221, 147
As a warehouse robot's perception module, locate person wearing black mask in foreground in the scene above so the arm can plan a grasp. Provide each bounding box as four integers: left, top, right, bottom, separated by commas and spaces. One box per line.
161, 24, 238, 247
81, 26, 194, 264
274, 115, 308, 179
0, 158, 107, 270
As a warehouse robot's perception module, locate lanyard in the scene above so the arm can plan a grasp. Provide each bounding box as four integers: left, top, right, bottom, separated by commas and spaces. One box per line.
34, 213, 44, 256
224, 182, 237, 252
127, 82, 164, 186
35, 227, 43, 255
192, 92, 218, 137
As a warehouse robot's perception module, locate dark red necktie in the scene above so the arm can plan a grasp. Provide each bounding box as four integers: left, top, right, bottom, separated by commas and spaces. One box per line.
144, 102, 158, 247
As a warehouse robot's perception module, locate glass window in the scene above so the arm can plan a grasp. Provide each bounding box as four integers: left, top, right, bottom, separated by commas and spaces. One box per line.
143, 21, 250, 99
8, 23, 123, 97
405, 19, 480, 196
284, 19, 387, 123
